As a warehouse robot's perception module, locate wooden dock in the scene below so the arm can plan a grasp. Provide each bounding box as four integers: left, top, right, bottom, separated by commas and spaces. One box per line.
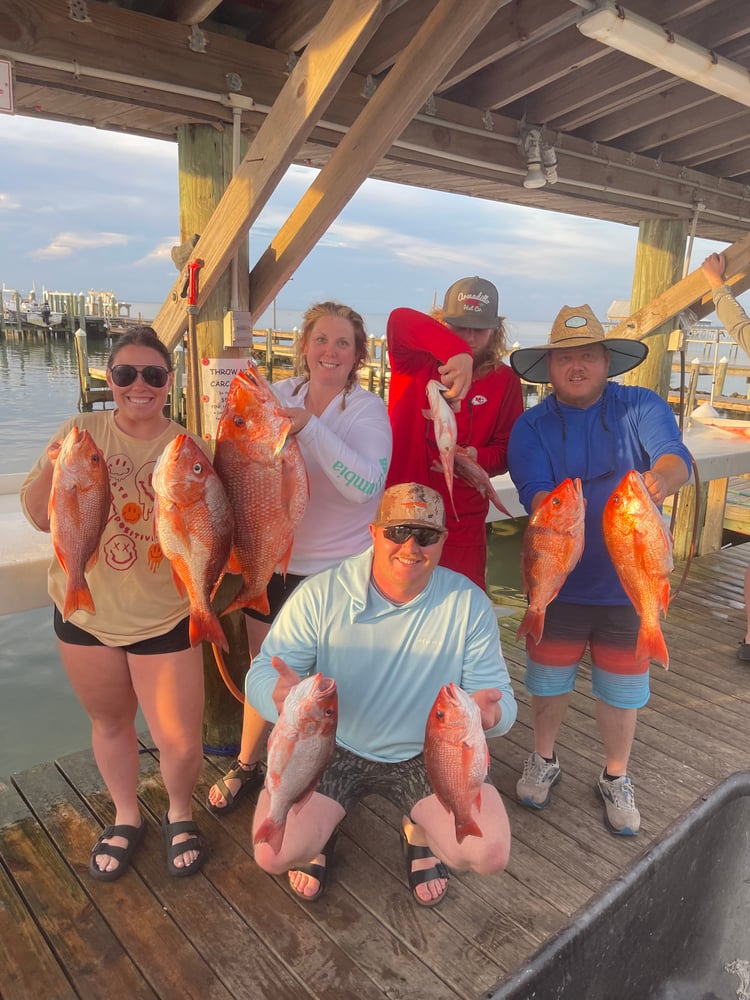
3, 543, 750, 999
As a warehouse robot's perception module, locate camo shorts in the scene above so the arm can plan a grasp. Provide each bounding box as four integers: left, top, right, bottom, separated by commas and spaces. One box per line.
317, 745, 434, 814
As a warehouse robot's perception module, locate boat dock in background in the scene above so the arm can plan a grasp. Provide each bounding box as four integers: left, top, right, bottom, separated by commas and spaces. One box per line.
1, 286, 140, 339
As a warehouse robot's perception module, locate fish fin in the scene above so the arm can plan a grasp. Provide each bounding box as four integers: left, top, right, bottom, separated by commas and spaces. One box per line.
636, 624, 669, 670
253, 817, 286, 854
189, 610, 228, 652
170, 565, 188, 598
455, 819, 483, 844
222, 585, 270, 617
516, 607, 544, 645
62, 579, 96, 620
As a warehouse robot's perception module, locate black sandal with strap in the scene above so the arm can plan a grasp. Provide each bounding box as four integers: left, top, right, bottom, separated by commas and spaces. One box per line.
207, 758, 265, 814
162, 812, 205, 878
88, 820, 146, 882
401, 828, 450, 907
287, 830, 339, 903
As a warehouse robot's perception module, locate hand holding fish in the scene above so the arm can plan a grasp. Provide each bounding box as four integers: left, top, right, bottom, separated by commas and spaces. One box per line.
277, 405, 313, 435
470, 687, 503, 730
270, 655, 304, 716
437, 351, 473, 406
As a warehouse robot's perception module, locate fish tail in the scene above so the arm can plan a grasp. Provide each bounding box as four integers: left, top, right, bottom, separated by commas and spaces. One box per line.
253, 816, 285, 854
637, 622, 669, 670
455, 818, 483, 844
222, 584, 270, 618
189, 609, 228, 652
516, 606, 544, 645
62, 578, 96, 620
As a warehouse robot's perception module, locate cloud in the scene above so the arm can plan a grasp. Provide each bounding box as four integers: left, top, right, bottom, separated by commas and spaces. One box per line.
32, 231, 130, 259
132, 236, 180, 267
0, 192, 21, 211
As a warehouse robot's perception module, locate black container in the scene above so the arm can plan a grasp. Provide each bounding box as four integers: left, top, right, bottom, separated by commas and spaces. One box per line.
486, 772, 750, 1000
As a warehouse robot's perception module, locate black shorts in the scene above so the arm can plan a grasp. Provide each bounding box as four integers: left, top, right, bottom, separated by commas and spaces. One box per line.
317, 744, 434, 814
53, 607, 192, 654
241, 572, 306, 625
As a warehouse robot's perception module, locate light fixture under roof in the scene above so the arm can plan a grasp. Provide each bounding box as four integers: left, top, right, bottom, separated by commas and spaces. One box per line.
577, 3, 750, 108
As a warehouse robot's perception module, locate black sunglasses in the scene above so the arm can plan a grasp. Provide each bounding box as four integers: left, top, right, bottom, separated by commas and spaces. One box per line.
109, 364, 170, 388
382, 524, 444, 546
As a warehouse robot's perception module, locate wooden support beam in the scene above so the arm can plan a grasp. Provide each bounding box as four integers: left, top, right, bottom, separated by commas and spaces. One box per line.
248, 0, 510, 322
150, 0, 390, 351
170, 1, 223, 24
608, 232, 750, 341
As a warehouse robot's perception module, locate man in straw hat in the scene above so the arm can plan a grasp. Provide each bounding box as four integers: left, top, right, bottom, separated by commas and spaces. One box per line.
507, 304, 691, 836
246, 482, 517, 907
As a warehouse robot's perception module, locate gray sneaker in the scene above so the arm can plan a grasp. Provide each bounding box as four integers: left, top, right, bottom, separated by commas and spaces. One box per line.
516, 752, 561, 809
595, 770, 641, 835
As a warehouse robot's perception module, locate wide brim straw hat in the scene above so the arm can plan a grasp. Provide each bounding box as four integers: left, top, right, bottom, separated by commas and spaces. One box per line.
509, 304, 648, 384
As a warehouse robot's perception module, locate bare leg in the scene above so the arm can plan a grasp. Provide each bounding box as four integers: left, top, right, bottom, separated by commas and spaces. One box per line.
59, 640, 140, 875
595, 701, 637, 776
530, 692, 570, 758
132, 645, 204, 869
252, 789, 346, 898
410, 785, 511, 903
207, 616, 271, 811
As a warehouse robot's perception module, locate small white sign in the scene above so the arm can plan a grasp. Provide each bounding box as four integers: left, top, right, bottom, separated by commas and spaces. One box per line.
199, 357, 255, 441
0, 60, 13, 114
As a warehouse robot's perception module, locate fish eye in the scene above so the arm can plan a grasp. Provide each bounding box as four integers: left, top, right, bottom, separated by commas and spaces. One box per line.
192, 462, 203, 474
551, 497, 561, 506
436, 709, 444, 719
233, 415, 245, 427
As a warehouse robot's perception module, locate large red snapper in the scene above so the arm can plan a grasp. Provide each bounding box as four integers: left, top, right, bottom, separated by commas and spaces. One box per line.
424, 683, 489, 843
254, 673, 338, 854
153, 434, 233, 651
215, 368, 308, 616
425, 379, 458, 518
518, 477, 585, 644
603, 469, 673, 669
48, 426, 111, 620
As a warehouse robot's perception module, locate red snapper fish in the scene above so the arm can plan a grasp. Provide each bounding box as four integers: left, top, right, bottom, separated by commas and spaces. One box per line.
454, 450, 514, 518
215, 368, 308, 616
48, 426, 111, 620
254, 673, 338, 854
153, 434, 233, 651
424, 683, 489, 843
425, 379, 458, 518
602, 469, 674, 669
518, 477, 585, 644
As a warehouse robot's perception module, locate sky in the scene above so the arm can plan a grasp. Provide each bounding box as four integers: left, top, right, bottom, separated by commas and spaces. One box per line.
0, 113, 733, 331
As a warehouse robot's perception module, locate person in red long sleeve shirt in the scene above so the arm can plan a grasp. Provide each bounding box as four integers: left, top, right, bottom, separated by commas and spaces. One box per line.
386, 276, 523, 590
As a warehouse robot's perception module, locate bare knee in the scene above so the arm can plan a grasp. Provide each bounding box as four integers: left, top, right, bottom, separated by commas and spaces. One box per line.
254, 842, 294, 875
473, 836, 510, 876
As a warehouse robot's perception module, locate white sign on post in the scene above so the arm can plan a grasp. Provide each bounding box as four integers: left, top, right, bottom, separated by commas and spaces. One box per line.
199, 358, 257, 442
0, 60, 13, 114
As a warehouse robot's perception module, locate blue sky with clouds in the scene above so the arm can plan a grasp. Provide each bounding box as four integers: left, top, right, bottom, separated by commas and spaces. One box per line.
0, 114, 730, 331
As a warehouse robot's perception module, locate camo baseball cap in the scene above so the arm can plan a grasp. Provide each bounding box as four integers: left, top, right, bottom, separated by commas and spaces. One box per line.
442, 276, 500, 329
374, 483, 446, 531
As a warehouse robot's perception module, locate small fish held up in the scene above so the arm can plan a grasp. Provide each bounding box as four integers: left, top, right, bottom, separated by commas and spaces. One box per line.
424, 379, 458, 518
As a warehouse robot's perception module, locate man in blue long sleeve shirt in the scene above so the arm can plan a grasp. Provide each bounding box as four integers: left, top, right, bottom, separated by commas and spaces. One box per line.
246, 482, 517, 907
508, 305, 691, 837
